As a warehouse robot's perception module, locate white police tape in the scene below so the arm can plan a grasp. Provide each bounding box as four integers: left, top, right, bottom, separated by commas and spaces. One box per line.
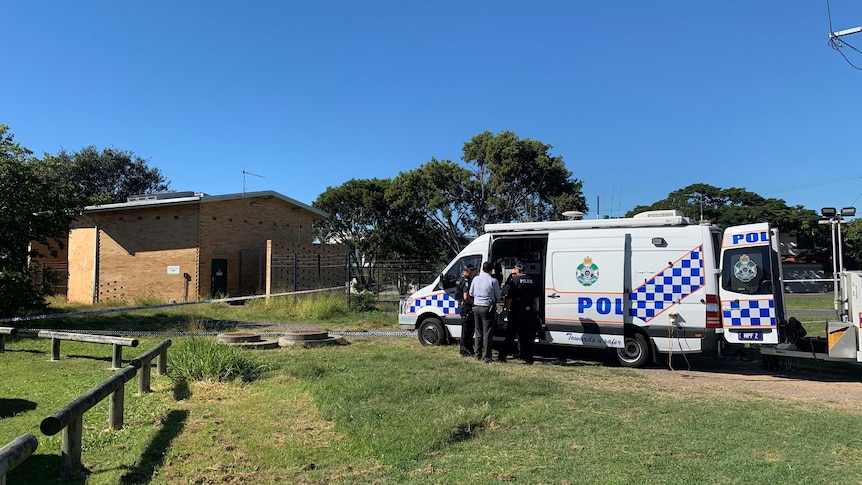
0, 286, 347, 324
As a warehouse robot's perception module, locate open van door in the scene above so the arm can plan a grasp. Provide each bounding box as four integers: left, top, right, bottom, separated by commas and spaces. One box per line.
719, 223, 786, 345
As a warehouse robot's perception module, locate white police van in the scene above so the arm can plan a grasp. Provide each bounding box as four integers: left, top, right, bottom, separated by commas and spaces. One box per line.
398, 210, 786, 367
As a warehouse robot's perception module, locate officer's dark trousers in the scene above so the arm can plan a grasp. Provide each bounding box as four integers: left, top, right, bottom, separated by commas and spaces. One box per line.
499, 313, 519, 361
513, 310, 537, 363
459, 305, 474, 355
473, 305, 495, 360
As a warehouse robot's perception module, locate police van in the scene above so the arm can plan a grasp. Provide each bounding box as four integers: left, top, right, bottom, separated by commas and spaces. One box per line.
398, 210, 785, 367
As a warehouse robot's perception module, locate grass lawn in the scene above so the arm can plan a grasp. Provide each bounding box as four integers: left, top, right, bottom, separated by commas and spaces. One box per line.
3, 332, 862, 484
1, 292, 854, 483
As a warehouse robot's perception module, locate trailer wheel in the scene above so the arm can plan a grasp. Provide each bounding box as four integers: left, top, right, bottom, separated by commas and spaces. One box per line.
617, 333, 650, 368
418, 318, 447, 346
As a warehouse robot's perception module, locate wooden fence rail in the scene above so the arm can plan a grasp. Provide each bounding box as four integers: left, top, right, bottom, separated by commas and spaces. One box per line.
130, 339, 172, 394
0, 327, 17, 353
0, 434, 38, 485
37, 331, 138, 369
40, 365, 137, 480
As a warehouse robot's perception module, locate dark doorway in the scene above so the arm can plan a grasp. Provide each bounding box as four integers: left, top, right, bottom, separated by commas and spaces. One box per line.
211, 259, 228, 297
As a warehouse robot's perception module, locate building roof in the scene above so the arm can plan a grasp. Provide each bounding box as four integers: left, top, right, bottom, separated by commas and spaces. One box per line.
83, 190, 329, 219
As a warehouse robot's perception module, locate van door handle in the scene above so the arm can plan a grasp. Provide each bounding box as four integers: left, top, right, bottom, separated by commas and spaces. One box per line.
548, 293, 561, 299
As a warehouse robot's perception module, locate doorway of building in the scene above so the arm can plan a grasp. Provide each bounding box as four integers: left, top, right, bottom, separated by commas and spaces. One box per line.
211, 259, 228, 297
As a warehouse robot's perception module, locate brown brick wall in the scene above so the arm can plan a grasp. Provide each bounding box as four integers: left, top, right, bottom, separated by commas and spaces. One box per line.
65, 195, 325, 303
92, 204, 200, 303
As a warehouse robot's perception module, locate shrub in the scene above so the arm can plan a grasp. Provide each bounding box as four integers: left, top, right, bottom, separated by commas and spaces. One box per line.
349, 291, 377, 312
168, 337, 272, 383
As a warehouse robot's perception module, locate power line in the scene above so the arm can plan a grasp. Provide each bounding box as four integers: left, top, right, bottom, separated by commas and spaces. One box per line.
764, 174, 862, 196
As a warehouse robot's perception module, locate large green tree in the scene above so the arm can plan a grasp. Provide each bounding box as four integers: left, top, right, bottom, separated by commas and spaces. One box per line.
316, 131, 588, 271
626, 183, 818, 234
627, 183, 824, 258
46, 146, 169, 205
0, 125, 80, 316
462, 130, 587, 232
313, 178, 392, 263
388, 158, 478, 258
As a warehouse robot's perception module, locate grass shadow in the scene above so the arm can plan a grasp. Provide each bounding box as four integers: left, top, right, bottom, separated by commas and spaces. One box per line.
0, 398, 38, 418
65, 353, 114, 364
4, 454, 70, 484
119, 409, 188, 484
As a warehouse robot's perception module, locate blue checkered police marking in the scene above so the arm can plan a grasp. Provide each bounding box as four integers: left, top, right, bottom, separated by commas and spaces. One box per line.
629, 247, 704, 322
722, 299, 775, 326
408, 292, 459, 315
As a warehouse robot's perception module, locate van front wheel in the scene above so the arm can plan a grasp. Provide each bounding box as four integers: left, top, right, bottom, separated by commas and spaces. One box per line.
617, 333, 650, 368
418, 318, 447, 346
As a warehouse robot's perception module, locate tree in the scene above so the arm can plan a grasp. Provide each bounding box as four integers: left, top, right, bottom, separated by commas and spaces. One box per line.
313, 179, 392, 283
0, 125, 81, 316
842, 218, 862, 270
627, 183, 825, 259
46, 146, 169, 205
388, 158, 478, 258
626, 183, 818, 235
461, 131, 587, 232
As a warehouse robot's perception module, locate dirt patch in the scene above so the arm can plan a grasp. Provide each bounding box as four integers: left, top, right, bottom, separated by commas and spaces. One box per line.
622, 353, 862, 411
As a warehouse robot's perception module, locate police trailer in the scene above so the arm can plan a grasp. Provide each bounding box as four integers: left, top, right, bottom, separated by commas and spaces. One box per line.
399, 210, 788, 368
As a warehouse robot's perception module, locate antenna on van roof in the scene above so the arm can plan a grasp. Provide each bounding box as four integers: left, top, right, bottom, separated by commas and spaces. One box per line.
562, 211, 585, 220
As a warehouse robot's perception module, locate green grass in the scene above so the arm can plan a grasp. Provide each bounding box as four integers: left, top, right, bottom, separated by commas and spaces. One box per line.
168, 337, 273, 383
3, 334, 862, 484
785, 294, 836, 311
23, 291, 397, 333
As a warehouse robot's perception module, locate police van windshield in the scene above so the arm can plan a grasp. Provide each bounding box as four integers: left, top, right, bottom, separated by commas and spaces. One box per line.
440, 255, 482, 290
721, 246, 775, 295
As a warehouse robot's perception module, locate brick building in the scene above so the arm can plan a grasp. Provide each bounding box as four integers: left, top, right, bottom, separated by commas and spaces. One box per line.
63, 191, 344, 304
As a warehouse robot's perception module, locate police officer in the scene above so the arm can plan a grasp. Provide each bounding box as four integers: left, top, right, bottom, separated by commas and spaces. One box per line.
456, 264, 477, 356
500, 261, 540, 364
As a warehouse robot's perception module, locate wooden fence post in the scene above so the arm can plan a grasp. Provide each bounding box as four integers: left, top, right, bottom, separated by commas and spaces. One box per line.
51, 338, 61, 361
60, 417, 83, 480
130, 340, 172, 394
0, 327, 18, 354
41, 365, 137, 480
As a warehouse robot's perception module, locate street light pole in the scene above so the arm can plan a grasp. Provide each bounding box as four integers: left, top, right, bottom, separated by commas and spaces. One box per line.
820, 207, 857, 317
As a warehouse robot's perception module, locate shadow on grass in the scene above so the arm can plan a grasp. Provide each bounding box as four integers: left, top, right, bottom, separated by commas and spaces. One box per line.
0, 398, 38, 418
1, 347, 46, 355
5, 454, 69, 484
65, 353, 114, 364
119, 409, 188, 484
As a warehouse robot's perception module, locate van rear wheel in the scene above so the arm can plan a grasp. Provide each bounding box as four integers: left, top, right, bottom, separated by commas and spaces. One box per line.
617, 333, 650, 368
418, 318, 447, 346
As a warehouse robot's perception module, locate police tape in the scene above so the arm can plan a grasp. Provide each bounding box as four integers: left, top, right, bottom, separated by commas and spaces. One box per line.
0, 286, 347, 324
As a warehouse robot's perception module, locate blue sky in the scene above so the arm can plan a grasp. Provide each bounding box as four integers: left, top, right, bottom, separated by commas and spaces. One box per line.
3, 1, 862, 219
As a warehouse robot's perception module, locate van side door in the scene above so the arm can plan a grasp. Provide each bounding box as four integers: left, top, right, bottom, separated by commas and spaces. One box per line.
545, 232, 626, 348
719, 223, 786, 344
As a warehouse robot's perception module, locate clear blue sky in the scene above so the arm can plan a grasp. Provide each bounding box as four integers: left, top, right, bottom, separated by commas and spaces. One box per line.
3, 1, 862, 219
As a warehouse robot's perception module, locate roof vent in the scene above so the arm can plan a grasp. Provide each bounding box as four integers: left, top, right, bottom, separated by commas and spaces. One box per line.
632, 210, 685, 219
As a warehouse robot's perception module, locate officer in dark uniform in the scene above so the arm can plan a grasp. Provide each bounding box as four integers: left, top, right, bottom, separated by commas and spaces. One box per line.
500, 261, 540, 364
456, 264, 477, 356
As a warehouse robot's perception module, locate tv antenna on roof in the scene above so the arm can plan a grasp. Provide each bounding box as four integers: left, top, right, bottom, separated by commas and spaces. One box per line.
242, 169, 265, 197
